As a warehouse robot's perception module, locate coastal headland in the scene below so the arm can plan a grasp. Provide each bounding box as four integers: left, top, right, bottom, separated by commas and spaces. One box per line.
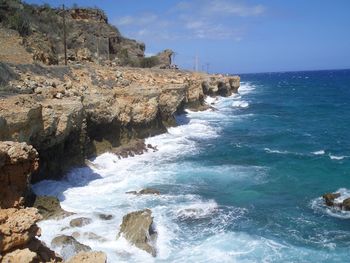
0, 1, 240, 261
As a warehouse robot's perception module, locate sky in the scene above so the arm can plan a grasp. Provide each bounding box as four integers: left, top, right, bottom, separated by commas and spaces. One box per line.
25, 0, 350, 74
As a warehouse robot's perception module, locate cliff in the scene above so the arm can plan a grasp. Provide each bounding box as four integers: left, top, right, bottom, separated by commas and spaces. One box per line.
0, 0, 145, 66
0, 62, 240, 181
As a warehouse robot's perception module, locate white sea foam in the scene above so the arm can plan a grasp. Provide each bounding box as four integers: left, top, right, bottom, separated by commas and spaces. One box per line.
312, 150, 325, 155
232, 100, 249, 108
239, 82, 256, 95
329, 154, 348, 160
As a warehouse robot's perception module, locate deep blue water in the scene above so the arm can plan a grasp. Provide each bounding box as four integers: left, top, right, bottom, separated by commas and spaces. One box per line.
35, 69, 350, 262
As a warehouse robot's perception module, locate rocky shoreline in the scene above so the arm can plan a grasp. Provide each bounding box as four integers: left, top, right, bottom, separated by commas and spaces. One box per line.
0, 62, 240, 261
0, 2, 243, 261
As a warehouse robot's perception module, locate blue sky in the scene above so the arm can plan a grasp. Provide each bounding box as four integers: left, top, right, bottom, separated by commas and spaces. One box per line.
25, 0, 350, 73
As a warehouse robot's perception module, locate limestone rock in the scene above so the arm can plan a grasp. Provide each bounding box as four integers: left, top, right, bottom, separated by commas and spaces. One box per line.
0, 141, 39, 209
66, 251, 107, 263
0, 208, 62, 262
51, 235, 91, 261
154, 49, 173, 69
33, 195, 74, 220
70, 217, 92, 228
0, 208, 41, 253
118, 209, 157, 256
1, 248, 37, 263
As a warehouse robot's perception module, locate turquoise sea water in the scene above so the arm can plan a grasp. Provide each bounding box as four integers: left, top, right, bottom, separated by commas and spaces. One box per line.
34, 69, 350, 262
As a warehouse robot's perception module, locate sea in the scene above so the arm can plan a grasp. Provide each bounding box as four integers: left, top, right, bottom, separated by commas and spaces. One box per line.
33, 69, 350, 263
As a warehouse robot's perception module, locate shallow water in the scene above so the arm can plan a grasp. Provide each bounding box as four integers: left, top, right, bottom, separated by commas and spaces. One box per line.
34, 69, 350, 262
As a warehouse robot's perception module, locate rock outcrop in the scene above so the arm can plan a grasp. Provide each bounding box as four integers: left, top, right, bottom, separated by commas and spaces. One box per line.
0, 62, 240, 181
118, 209, 157, 256
0, 141, 39, 209
0, 141, 62, 262
0, 207, 62, 262
66, 251, 107, 263
0, 2, 145, 65
154, 49, 173, 69
322, 192, 350, 211
126, 188, 161, 195
33, 195, 74, 220
51, 235, 91, 261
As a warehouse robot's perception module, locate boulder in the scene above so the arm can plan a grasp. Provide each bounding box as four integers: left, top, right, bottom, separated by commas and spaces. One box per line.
51, 235, 91, 261
342, 198, 350, 211
66, 251, 107, 263
72, 231, 107, 242
97, 213, 113, 220
322, 193, 341, 206
70, 217, 92, 228
1, 248, 37, 263
0, 208, 62, 262
118, 209, 157, 256
33, 195, 74, 220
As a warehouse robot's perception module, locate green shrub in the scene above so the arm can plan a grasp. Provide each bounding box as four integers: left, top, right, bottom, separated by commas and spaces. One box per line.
140, 56, 159, 68
7, 12, 30, 36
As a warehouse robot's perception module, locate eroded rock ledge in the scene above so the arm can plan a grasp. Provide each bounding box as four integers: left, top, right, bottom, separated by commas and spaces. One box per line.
0, 62, 240, 181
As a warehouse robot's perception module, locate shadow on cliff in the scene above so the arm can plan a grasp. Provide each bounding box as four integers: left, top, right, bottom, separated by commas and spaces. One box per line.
32, 163, 103, 203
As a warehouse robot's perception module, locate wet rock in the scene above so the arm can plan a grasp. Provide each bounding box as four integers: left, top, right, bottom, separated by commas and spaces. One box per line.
113, 139, 157, 159
342, 198, 350, 211
118, 209, 157, 257
33, 195, 74, 220
72, 231, 107, 242
97, 213, 113, 220
70, 217, 93, 228
51, 235, 91, 261
126, 188, 160, 195
322, 193, 341, 206
66, 251, 107, 263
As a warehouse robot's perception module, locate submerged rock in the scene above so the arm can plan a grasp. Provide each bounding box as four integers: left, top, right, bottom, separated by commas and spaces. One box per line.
118, 209, 157, 257
322, 192, 341, 206
72, 231, 107, 242
66, 251, 107, 263
51, 235, 91, 261
97, 213, 113, 220
33, 195, 74, 220
126, 188, 161, 195
70, 217, 93, 228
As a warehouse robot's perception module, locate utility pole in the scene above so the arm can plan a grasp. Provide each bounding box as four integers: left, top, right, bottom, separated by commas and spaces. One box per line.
206, 63, 210, 74
63, 4, 67, 65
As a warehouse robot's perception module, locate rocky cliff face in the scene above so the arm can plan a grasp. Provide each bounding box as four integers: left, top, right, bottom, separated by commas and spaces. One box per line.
0, 141, 38, 208
0, 1, 145, 66
0, 141, 62, 262
0, 62, 240, 181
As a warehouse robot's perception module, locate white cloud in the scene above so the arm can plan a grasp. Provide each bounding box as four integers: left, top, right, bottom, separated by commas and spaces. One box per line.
115, 13, 158, 26
113, 0, 266, 42
203, 0, 266, 17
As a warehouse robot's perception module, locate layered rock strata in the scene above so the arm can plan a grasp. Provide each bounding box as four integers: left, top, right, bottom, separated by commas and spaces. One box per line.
0, 62, 240, 181
0, 141, 62, 262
